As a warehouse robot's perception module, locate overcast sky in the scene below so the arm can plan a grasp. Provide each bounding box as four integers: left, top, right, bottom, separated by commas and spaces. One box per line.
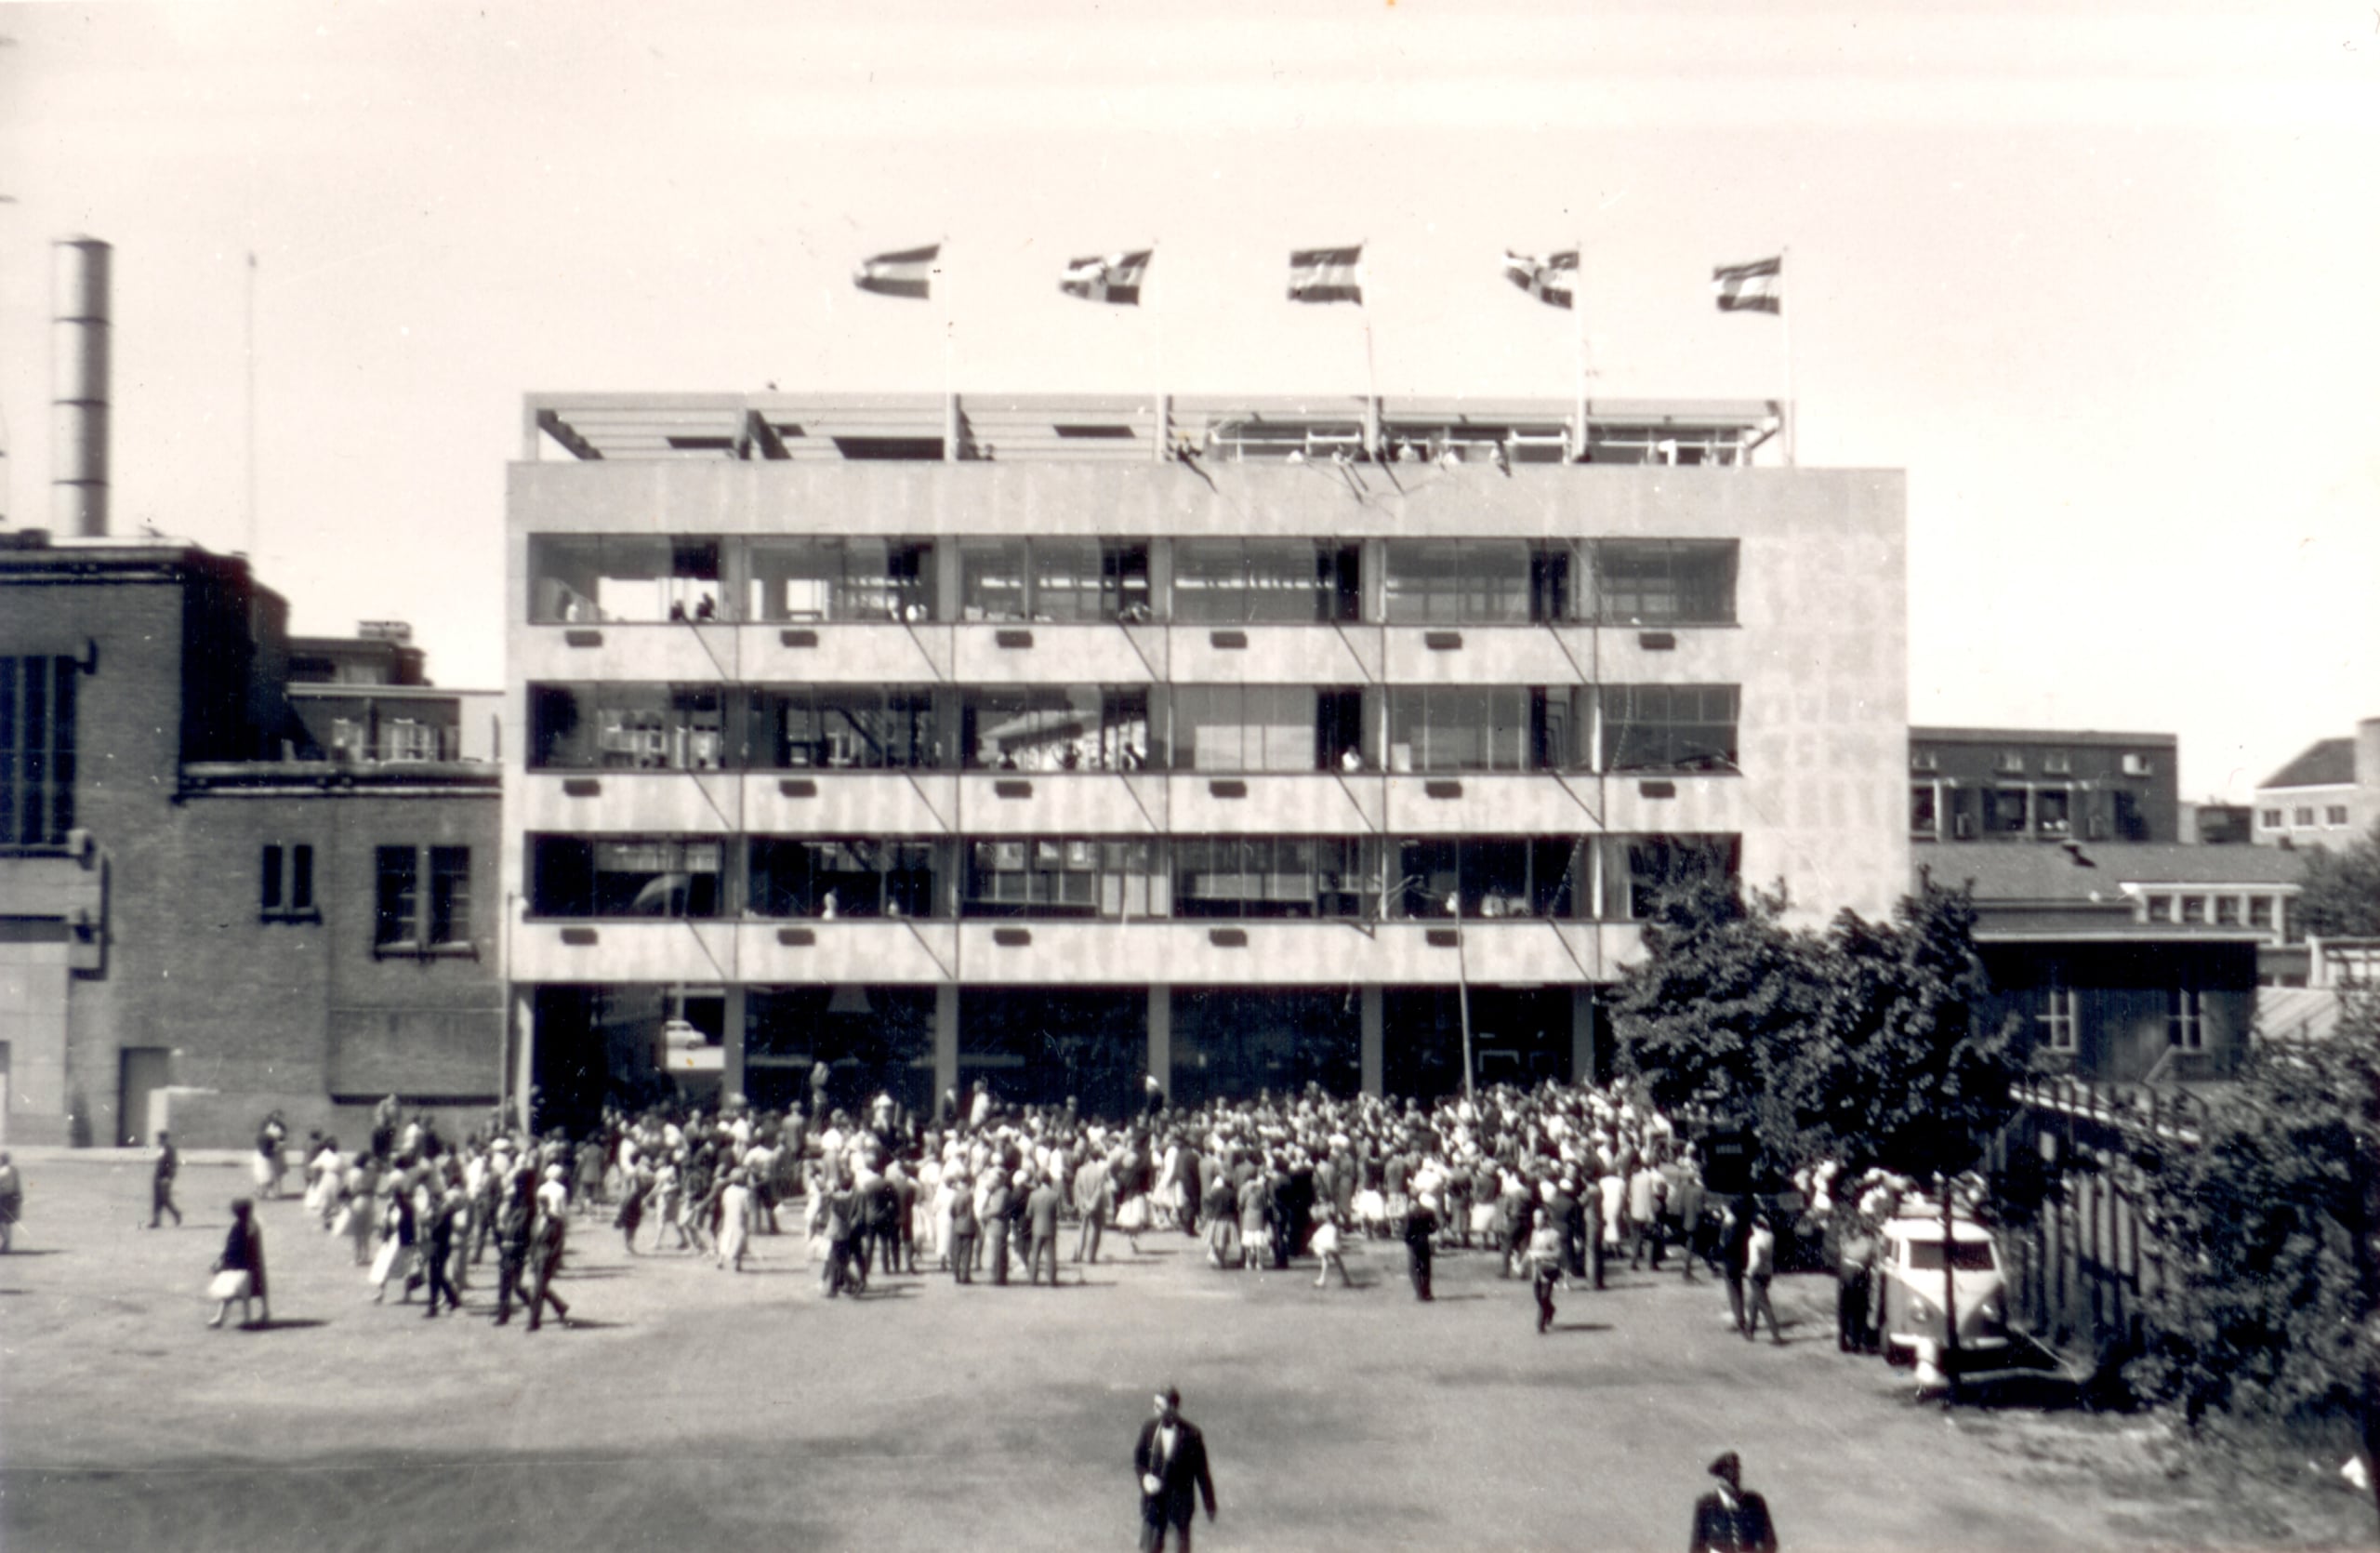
3, 0, 2374, 802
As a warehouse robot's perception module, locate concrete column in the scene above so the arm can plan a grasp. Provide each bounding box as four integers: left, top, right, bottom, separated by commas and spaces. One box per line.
934, 983, 960, 1106
1360, 985, 1384, 1096
510, 985, 538, 1132
721, 983, 747, 1101
1147, 984, 1171, 1095
1570, 986, 1599, 1085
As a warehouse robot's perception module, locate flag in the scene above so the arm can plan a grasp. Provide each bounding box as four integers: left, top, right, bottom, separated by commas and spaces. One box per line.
1288, 245, 1364, 305
1059, 249, 1152, 305
1712, 256, 1781, 313
1501, 249, 1577, 310
853, 244, 940, 300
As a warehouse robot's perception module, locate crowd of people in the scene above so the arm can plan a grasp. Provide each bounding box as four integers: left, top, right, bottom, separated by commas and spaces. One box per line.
139, 1071, 1854, 1348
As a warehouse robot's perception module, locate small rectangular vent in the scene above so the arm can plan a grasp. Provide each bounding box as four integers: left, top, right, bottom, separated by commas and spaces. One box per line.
1425, 928, 1461, 949
1423, 631, 1463, 651
780, 629, 819, 648
563, 629, 604, 648
995, 629, 1036, 649
1423, 780, 1464, 800
1638, 631, 1677, 650
561, 778, 602, 798
994, 779, 1033, 799
1210, 630, 1249, 649
1208, 780, 1249, 799
560, 927, 600, 947
1639, 779, 1678, 799
779, 778, 817, 798
776, 927, 816, 947
1208, 928, 1250, 948
993, 927, 1033, 947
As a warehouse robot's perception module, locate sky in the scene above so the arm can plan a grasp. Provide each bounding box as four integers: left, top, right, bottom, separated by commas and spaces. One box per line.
1, 0, 2374, 803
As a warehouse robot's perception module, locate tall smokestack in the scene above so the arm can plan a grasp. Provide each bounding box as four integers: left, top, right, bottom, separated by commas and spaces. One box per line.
52, 236, 111, 538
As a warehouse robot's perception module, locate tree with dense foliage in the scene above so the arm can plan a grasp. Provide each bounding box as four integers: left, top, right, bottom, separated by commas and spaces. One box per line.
2296, 819, 2380, 940
1611, 870, 2024, 1178
2122, 984, 2380, 1478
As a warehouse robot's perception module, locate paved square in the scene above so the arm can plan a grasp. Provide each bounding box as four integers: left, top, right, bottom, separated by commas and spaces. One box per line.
0, 1153, 2361, 1551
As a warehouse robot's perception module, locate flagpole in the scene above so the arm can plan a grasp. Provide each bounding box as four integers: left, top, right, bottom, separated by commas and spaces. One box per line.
1573, 239, 1589, 463
1780, 245, 1795, 468
1360, 245, 1380, 460
940, 242, 958, 463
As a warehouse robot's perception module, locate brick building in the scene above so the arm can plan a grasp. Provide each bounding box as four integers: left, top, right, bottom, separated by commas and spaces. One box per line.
0, 531, 500, 1148
1908, 726, 2177, 845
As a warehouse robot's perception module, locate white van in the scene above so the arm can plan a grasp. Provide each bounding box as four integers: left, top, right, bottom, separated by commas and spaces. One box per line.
1876, 1206, 2010, 1365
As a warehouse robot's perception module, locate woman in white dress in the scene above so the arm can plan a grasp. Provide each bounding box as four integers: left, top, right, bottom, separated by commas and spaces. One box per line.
715, 1168, 753, 1271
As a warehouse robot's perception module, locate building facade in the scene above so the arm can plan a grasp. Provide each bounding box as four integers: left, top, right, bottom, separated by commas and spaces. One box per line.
505, 392, 1910, 1130
2254, 718, 2380, 848
0, 531, 501, 1148
1908, 726, 2177, 846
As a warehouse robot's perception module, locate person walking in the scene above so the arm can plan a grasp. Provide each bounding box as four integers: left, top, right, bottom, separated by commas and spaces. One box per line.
1527, 1208, 1567, 1334
1688, 1452, 1778, 1553
420, 1187, 464, 1318
1131, 1386, 1217, 1553
493, 1170, 535, 1327
1403, 1191, 1438, 1302
206, 1199, 270, 1329
946, 1171, 978, 1284
148, 1131, 183, 1229
1310, 1209, 1354, 1289
1719, 1200, 1752, 1337
1025, 1170, 1064, 1286
1744, 1214, 1783, 1345
524, 1181, 574, 1332
716, 1168, 754, 1272
1073, 1153, 1112, 1266
0, 1151, 21, 1253
982, 1172, 1015, 1287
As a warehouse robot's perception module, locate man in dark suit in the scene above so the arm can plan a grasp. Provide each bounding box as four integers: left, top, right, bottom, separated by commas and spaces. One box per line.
1688, 1451, 1778, 1553
1132, 1387, 1216, 1552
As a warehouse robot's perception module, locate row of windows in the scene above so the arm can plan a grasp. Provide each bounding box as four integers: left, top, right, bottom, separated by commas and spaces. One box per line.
2137, 891, 2284, 931
2260, 805, 2352, 829
2034, 984, 2206, 1053
1913, 749, 2156, 777
256, 843, 473, 954
1911, 782, 2148, 842
525, 832, 1739, 923
528, 682, 1741, 776
0, 656, 77, 848
528, 535, 1739, 629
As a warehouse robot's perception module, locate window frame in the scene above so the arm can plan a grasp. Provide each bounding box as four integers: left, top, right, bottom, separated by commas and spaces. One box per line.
375, 843, 477, 956
259, 842, 319, 923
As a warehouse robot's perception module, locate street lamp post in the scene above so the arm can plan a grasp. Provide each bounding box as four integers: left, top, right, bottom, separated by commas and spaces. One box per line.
1448, 892, 1474, 1106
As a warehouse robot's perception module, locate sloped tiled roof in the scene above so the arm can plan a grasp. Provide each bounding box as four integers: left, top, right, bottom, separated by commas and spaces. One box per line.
1920, 842, 2307, 904
2259, 737, 2357, 790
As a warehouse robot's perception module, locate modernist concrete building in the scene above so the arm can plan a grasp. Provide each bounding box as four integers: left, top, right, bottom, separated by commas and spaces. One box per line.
2254, 718, 2380, 848
506, 392, 1909, 1130
0, 531, 501, 1148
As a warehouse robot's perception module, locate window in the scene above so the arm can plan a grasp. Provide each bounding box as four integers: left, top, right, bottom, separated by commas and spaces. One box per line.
1394, 837, 1581, 920
1175, 836, 1382, 919
759, 685, 940, 771
2248, 896, 2274, 930
746, 537, 932, 623
2143, 893, 2174, 923
2122, 752, 2154, 776
981, 538, 1151, 623
1594, 833, 1741, 920
259, 843, 315, 919
377, 844, 472, 949
2179, 895, 2207, 923
380, 719, 442, 763
2043, 751, 2071, 775
2294, 806, 2315, 827
528, 684, 732, 771
1388, 685, 1554, 773
527, 535, 723, 623
1169, 538, 1358, 624
963, 685, 1147, 772
0, 656, 76, 848
962, 837, 1159, 919
1911, 784, 1940, 837
2328, 805, 2351, 827
2259, 808, 2282, 829
528, 835, 721, 920
2168, 988, 2204, 1050
1911, 750, 1938, 772
1382, 540, 1550, 624
2038, 982, 2078, 1053
748, 838, 945, 919
1597, 684, 1739, 773
1171, 685, 1326, 773
2036, 789, 2071, 835
2214, 896, 2241, 926
1996, 751, 2025, 774
1586, 540, 1738, 626
1984, 788, 2030, 835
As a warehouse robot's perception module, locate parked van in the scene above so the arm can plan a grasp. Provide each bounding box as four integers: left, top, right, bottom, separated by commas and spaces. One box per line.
1876, 1205, 2009, 1365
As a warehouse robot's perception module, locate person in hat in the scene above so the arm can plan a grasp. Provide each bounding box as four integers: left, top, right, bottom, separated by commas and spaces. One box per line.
1131, 1386, 1216, 1552
1688, 1451, 1777, 1553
